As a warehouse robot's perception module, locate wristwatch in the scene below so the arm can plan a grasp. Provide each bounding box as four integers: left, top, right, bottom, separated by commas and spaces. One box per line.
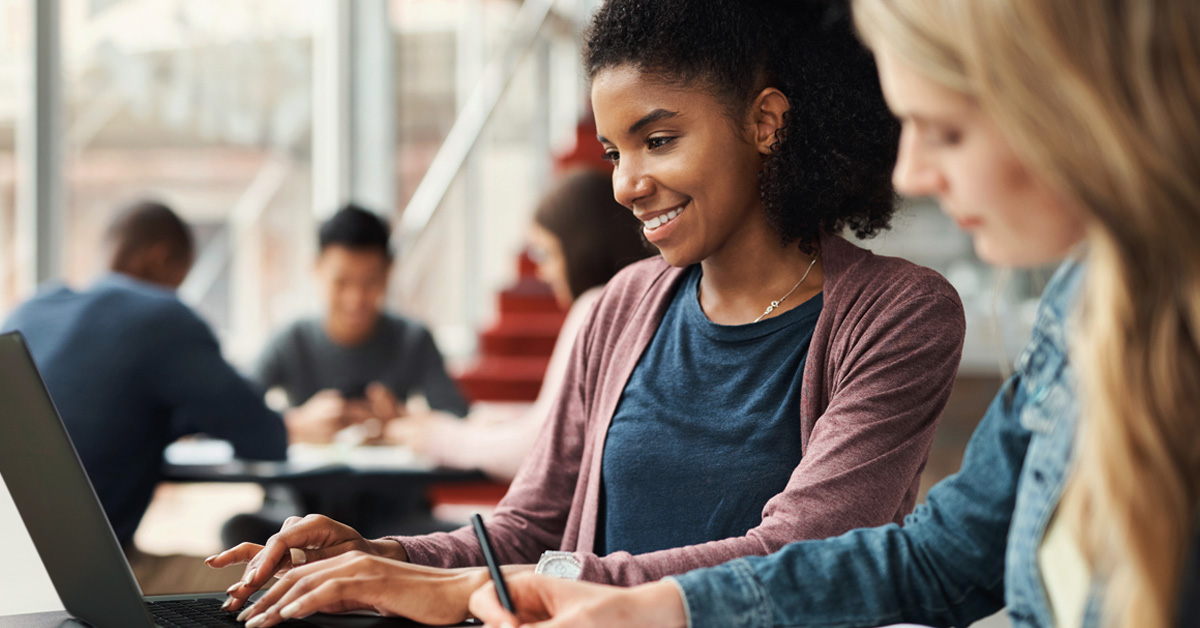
534, 550, 582, 580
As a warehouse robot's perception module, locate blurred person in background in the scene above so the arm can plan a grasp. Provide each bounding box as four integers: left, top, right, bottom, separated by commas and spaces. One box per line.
388, 167, 652, 481
0, 199, 301, 594
252, 204, 468, 440
228, 204, 470, 547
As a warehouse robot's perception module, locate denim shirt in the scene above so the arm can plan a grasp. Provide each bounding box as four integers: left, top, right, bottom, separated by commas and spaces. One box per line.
672, 260, 1094, 628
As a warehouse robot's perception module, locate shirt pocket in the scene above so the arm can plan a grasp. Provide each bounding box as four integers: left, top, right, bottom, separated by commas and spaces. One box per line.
1016, 312, 1072, 434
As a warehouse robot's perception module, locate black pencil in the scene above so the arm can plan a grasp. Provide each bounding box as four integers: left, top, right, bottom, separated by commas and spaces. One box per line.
471, 513, 516, 613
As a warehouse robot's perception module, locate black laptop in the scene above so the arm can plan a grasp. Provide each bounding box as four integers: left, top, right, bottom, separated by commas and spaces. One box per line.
0, 331, 454, 628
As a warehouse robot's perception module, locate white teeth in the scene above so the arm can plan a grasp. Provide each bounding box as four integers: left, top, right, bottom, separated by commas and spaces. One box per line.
643, 207, 683, 231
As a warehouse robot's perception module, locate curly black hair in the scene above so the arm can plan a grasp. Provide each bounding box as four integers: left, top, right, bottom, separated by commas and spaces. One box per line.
582, 0, 900, 252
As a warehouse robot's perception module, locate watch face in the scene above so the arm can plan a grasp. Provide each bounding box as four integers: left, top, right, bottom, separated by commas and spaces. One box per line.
539, 555, 581, 579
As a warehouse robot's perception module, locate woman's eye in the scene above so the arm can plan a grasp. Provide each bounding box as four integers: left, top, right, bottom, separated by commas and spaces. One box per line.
925, 128, 962, 147
647, 136, 675, 150
602, 149, 620, 163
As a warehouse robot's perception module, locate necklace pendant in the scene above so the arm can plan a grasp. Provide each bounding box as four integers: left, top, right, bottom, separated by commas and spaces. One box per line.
753, 251, 819, 325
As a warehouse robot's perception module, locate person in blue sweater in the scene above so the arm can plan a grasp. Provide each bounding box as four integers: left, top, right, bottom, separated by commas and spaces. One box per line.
1, 200, 315, 594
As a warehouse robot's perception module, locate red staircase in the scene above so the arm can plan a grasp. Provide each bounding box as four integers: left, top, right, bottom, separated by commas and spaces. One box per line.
453, 252, 566, 403
454, 114, 605, 402
430, 254, 565, 510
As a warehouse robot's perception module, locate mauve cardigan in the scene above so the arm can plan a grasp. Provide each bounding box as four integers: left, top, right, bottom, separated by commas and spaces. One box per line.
391, 232, 966, 585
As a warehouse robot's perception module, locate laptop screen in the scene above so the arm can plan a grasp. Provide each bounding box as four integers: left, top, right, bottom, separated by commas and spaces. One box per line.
0, 332, 154, 627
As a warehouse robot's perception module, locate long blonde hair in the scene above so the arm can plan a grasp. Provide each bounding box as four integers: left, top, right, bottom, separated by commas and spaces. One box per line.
853, 1, 1200, 626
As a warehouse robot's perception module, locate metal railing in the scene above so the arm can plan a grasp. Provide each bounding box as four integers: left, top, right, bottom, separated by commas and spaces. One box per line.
177, 153, 294, 307
394, 0, 565, 256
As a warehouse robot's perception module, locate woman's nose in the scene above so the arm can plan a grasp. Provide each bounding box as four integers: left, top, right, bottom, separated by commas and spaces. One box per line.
612, 162, 653, 209
892, 130, 944, 198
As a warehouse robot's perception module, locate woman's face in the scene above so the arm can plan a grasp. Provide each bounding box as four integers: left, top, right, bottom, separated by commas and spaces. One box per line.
527, 223, 573, 310
875, 46, 1087, 268
591, 65, 767, 267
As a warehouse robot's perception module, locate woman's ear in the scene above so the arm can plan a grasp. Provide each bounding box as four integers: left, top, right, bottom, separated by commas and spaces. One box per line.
751, 87, 790, 155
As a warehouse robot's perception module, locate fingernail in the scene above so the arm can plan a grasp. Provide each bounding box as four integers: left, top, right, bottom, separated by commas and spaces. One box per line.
279, 602, 300, 619
242, 568, 258, 585
236, 607, 254, 622
226, 582, 241, 593
245, 615, 268, 628
289, 547, 307, 566
221, 597, 235, 611
205, 554, 219, 564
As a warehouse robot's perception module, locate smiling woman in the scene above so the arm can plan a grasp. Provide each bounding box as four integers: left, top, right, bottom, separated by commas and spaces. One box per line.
206, 1, 969, 626
592, 68, 774, 272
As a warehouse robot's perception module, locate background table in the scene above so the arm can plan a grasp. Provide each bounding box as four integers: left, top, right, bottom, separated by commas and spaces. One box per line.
163, 441, 489, 540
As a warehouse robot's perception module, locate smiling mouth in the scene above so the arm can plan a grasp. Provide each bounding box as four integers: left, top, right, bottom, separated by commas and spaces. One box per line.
641, 206, 684, 231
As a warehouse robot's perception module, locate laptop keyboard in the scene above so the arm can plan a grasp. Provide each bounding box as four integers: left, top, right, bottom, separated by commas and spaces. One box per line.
147, 598, 311, 627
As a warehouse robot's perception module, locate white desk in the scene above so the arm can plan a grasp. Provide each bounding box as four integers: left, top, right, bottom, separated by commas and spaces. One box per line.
163, 441, 442, 474
0, 474, 63, 617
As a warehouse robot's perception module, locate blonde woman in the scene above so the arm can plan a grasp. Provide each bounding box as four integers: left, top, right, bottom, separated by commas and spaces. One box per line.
467, 0, 1200, 627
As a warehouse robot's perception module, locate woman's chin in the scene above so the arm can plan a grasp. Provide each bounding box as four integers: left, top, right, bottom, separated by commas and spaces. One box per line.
654, 247, 701, 268
973, 235, 1071, 269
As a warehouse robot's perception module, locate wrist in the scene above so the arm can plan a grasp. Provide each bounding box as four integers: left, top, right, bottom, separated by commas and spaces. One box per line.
450, 567, 494, 618
632, 580, 688, 628
368, 537, 408, 562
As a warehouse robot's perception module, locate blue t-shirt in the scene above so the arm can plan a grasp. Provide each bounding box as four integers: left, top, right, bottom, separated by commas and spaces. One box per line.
600, 265, 822, 556
1, 274, 287, 548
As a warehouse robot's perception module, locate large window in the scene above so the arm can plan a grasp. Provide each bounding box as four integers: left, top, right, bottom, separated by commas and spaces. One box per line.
5, 0, 593, 362
60, 0, 317, 361
0, 0, 29, 317
389, 0, 588, 356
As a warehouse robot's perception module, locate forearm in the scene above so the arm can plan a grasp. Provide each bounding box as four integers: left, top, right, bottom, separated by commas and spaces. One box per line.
673, 523, 1001, 628
579, 533, 772, 585
423, 414, 540, 481
368, 537, 539, 570
386, 510, 554, 569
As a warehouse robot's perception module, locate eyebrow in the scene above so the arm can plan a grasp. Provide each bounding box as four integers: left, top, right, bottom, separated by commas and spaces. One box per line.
597, 108, 680, 143
896, 109, 968, 127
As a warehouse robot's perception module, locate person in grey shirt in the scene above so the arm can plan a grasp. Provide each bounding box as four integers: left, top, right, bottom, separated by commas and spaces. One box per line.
253, 205, 468, 441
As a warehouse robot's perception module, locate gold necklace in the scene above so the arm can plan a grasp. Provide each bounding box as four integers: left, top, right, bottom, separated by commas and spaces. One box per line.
753, 252, 819, 323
